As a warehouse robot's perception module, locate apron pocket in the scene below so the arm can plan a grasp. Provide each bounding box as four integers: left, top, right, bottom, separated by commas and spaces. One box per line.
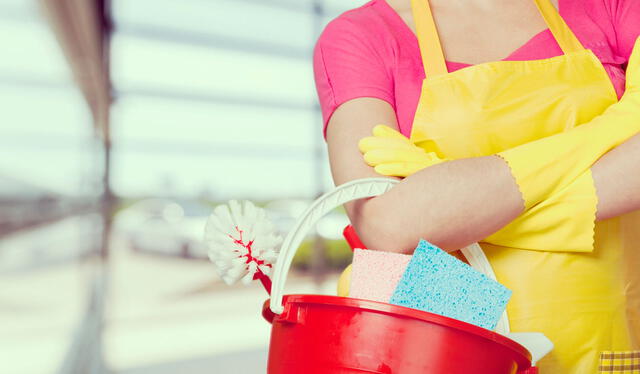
599, 351, 640, 373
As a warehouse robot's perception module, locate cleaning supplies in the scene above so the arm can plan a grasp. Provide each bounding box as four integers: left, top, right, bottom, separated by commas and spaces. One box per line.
359, 124, 446, 177
390, 240, 512, 330
204, 200, 282, 293
205, 178, 551, 373
262, 178, 551, 372
349, 248, 412, 302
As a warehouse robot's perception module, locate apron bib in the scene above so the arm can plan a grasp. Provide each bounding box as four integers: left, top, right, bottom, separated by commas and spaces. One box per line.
408, 0, 639, 372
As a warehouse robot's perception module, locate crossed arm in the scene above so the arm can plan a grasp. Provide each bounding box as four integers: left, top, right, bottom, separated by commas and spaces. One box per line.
327, 97, 640, 253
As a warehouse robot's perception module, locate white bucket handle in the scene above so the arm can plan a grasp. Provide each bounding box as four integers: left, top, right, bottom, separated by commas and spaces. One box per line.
269, 177, 510, 334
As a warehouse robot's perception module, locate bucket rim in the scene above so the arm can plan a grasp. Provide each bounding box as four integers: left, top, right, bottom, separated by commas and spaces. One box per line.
262, 294, 532, 367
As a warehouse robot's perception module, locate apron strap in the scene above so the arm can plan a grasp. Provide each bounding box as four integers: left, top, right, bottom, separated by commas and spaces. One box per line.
533, 0, 584, 54
410, 0, 448, 77
410, 0, 585, 78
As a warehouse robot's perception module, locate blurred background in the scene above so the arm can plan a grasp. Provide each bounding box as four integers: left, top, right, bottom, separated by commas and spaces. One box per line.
0, 0, 368, 372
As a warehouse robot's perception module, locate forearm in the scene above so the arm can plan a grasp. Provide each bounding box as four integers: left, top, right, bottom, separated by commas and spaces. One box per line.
356, 155, 524, 253
592, 132, 640, 220
355, 132, 640, 255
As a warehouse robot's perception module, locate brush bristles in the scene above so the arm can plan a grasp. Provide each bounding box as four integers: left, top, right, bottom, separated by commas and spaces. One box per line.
204, 200, 282, 285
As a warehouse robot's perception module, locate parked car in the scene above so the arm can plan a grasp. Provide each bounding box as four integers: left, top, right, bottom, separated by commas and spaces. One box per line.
115, 198, 210, 258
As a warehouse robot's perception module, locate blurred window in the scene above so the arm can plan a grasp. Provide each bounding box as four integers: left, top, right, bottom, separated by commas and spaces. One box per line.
110, 0, 368, 199
0, 1, 94, 195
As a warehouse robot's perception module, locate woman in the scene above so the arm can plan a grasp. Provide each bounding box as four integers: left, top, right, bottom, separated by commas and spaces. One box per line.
313, 0, 640, 372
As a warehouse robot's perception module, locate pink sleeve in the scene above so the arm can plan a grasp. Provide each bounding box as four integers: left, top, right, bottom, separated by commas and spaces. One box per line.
607, 0, 640, 62
313, 16, 394, 138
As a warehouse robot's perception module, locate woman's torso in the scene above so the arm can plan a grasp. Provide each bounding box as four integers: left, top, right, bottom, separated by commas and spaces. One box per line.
396, 1, 639, 371
316, 1, 639, 371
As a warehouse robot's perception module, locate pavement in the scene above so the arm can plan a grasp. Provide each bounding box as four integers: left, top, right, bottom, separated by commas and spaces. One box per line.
0, 221, 340, 374
0, 259, 87, 374
119, 349, 269, 374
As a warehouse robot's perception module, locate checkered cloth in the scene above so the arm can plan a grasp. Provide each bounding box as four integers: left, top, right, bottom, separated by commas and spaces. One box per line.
599, 351, 640, 373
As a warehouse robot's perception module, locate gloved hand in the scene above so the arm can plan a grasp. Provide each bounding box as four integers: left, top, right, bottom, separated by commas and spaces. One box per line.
498, 36, 640, 210
485, 169, 598, 252
356, 123, 601, 252
358, 124, 448, 177
487, 37, 640, 252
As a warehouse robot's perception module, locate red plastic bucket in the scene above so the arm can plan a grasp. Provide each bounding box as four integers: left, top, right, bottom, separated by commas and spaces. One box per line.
263, 295, 532, 374
265, 179, 538, 373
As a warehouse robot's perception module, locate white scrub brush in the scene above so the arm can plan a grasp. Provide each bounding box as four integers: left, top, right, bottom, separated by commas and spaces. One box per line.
204, 200, 282, 294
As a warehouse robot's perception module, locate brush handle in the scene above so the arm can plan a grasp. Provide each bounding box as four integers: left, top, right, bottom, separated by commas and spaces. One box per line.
254, 269, 272, 294
343, 225, 365, 251
269, 178, 510, 335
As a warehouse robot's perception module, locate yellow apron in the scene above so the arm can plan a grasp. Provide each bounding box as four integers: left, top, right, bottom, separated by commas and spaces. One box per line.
406, 0, 640, 372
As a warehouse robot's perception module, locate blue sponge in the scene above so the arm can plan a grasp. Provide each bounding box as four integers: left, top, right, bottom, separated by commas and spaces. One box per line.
389, 240, 511, 330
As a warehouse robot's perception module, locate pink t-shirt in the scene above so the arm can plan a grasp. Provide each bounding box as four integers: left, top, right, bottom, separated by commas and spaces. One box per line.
313, 0, 640, 138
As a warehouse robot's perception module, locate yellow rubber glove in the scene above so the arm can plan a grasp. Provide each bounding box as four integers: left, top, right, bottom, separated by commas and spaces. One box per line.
485, 169, 599, 252
488, 38, 640, 252
498, 37, 640, 211
358, 125, 448, 177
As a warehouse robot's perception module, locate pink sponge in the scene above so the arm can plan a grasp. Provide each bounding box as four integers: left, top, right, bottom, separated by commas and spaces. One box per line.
349, 248, 412, 302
